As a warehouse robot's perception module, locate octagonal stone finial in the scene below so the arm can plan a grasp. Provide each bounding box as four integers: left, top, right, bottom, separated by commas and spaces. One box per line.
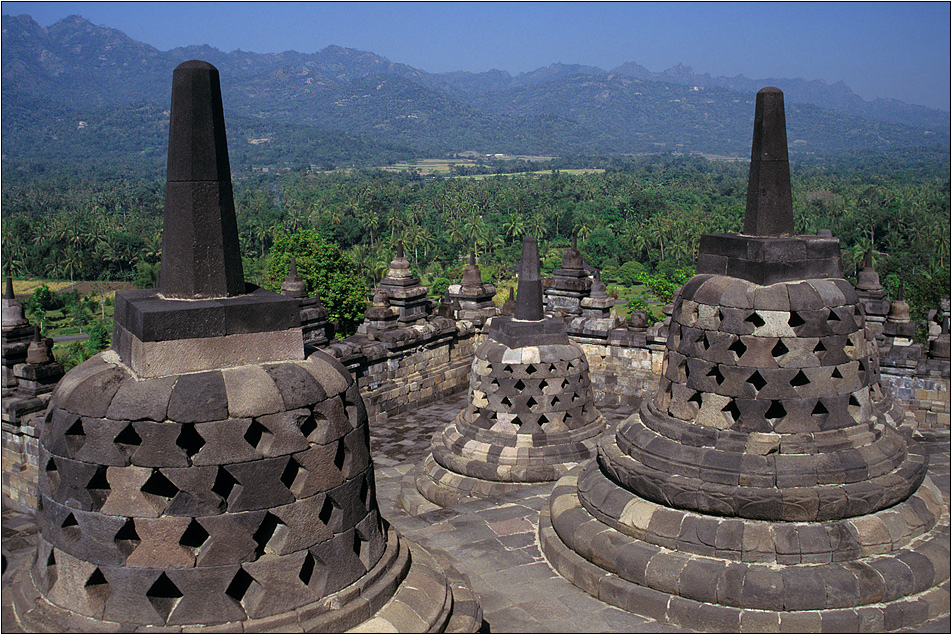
160, 60, 245, 299
515, 237, 544, 321
743, 87, 794, 236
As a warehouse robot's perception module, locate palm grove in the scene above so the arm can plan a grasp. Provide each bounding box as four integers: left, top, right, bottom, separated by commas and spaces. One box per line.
2, 152, 949, 361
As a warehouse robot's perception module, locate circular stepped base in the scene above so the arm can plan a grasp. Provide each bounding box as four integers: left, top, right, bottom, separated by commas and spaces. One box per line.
13, 526, 480, 633
540, 465, 951, 633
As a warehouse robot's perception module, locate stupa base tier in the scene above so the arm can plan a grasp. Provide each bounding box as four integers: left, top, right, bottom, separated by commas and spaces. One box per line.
12, 525, 479, 633
410, 452, 585, 509
541, 466, 951, 633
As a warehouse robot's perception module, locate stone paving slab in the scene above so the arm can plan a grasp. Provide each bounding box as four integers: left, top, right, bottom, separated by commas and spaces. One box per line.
4, 388, 950, 633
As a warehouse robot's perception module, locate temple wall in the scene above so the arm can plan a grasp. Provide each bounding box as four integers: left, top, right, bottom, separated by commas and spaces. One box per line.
1, 406, 45, 513
881, 367, 951, 429
324, 318, 482, 422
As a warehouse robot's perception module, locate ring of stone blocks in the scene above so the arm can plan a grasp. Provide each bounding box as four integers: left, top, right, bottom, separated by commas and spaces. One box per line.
597, 426, 928, 522
35, 463, 379, 564
440, 423, 599, 465
540, 482, 950, 632
573, 459, 944, 564
653, 375, 886, 435
638, 394, 892, 456
418, 453, 537, 505
474, 338, 588, 368
546, 469, 951, 617
454, 406, 604, 446
24, 522, 413, 629
677, 275, 859, 317
622, 404, 915, 487
430, 436, 595, 484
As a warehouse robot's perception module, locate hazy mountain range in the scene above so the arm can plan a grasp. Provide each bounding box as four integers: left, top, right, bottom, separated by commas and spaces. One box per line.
2, 13, 948, 177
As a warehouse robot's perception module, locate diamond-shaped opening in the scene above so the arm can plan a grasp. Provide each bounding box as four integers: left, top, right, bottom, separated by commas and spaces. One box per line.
551, 396, 560, 406
526, 396, 538, 408
511, 415, 522, 428
814, 340, 827, 353
566, 361, 575, 371
146, 572, 182, 621
114, 423, 142, 449
84, 567, 111, 613
225, 569, 255, 607
765, 400, 786, 422
176, 423, 205, 459
745, 312, 766, 328
721, 399, 741, 423
281, 456, 303, 490
831, 367, 843, 379
526, 364, 537, 375
564, 411, 573, 422
688, 392, 703, 408
561, 378, 570, 390
538, 414, 549, 425
699, 333, 711, 351
87, 465, 110, 508
812, 401, 829, 416
243, 420, 271, 453
503, 365, 513, 374
64, 419, 86, 455
828, 309, 841, 322
44, 457, 60, 490
857, 360, 866, 380
514, 379, 526, 391
848, 394, 861, 408
299, 552, 316, 585
300, 414, 317, 440
141, 470, 179, 501
490, 378, 500, 389
179, 519, 209, 553
319, 495, 339, 527
501, 396, 513, 407
211, 467, 238, 503
548, 364, 558, 373
252, 512, 288, 558
790, 370, 810, 387
747, 370, 767, 392
539, 379, 548, 390
771, 339, 789, 359
788, 311, 805, 328
728, 338, 748, 359
706, 366, 725, 385
114, 518, 140, 558
61, 512, 81, 546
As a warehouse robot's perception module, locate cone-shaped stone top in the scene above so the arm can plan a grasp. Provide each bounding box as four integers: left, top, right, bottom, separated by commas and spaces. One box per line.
280, 257, 307, 298
160, 60, 245, 299
856, 248, 883, 292
515, 237, 544, 321
25, 325, 53, 364
2, 278, 28, 328
743, 87, 794, 236
385, 241, 413, 280
590, 270, 608, 299
461, 251, 483, 286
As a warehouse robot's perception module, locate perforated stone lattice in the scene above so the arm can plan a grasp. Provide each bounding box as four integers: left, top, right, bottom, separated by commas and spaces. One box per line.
31, 350, 388, 627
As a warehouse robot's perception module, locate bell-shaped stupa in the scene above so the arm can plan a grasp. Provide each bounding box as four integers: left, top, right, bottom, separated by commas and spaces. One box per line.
540, 88, 948, 632
409, 237, 605, 509
14, 60, 479, 633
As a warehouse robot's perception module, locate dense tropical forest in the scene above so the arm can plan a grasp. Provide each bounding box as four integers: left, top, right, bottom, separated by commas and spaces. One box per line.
4, 150, 949, 354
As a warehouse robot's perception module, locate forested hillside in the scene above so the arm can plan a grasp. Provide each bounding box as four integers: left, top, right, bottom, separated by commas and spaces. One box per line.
4, 154, 948, 334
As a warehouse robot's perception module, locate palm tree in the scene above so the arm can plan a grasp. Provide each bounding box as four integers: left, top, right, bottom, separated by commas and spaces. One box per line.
504, 213, 526, 244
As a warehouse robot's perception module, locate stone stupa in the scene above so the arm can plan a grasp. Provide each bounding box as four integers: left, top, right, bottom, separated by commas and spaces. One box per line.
408, 237, 605, 510
540, 87, 948, 632
14, 60, 479, 633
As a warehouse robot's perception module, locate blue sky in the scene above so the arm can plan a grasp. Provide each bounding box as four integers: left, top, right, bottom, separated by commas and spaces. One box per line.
4, 1, 950, 110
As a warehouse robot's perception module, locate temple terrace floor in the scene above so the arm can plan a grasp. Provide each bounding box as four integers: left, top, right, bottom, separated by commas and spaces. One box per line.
4, 390, 950, 633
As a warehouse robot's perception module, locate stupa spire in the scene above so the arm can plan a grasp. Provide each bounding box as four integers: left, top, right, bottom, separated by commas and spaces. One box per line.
160, 60, 245, 298
743, 87, 794, 236
514, 237, 544, 321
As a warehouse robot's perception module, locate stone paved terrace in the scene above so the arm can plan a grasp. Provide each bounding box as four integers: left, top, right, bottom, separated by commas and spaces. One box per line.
3, 389, 950, 633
